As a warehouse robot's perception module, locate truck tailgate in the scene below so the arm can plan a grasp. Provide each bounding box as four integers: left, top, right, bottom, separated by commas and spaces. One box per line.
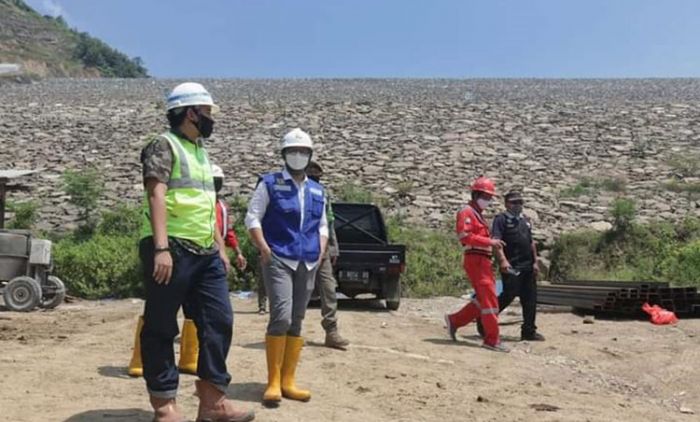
335, 243, 405, 282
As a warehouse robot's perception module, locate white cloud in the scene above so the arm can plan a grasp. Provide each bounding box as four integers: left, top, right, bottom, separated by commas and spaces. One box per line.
42, 0, 68, 19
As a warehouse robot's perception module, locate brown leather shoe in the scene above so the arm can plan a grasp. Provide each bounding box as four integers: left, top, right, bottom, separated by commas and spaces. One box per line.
324, 330, 350, 350
149, 396, 185, 422
195, 380, 255, 422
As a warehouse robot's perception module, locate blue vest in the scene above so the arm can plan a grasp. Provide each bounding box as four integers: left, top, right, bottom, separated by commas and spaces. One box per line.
261, 172, 325, 262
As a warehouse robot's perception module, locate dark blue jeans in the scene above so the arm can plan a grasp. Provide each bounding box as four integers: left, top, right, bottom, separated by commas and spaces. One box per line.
139, 237, 233, 398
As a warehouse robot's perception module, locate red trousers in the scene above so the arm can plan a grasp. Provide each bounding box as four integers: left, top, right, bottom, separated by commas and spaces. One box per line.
447, 255, 500, 346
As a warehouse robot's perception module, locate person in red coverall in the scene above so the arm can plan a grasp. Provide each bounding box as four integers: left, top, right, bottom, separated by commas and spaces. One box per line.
212, 164, 247, 271
444, 176, 509, 353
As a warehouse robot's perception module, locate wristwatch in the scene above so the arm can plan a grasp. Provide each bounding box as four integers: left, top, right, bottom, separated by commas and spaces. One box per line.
154, 246, 170, 253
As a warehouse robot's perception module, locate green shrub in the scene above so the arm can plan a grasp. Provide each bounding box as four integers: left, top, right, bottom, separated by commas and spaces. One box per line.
660, 240, 700, 286
550, 217, 700, 287
6, 200, 39, 230
611, 197, 636, 232
99, 203, 141, 235
53, 234, 142, 299
63, 168, 103, 221
387, 216, 466, 297
675, 217, 700, 242
549, 230, 603, 281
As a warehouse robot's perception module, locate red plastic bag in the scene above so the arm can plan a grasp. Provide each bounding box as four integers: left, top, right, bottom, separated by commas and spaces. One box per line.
642, 303, 679, 325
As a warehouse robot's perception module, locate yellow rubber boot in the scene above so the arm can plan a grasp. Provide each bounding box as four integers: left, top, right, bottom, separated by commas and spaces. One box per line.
177, 319, 199, 375
127, 316, 144, 377
263, 335, 286, 404
281, 335, 311, 402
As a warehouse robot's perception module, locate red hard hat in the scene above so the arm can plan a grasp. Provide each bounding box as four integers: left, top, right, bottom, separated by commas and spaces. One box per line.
470, 176, 497, 196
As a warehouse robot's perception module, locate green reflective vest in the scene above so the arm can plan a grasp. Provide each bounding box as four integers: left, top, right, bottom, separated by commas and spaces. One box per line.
141, 131, 216, 248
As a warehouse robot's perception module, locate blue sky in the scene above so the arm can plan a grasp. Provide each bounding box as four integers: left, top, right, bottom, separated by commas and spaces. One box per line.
26, 0, 700, 78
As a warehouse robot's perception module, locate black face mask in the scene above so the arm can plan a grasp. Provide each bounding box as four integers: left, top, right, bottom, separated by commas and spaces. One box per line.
193, 109, 214, 138
214, 178, 223, 193
307, 175, 320, 183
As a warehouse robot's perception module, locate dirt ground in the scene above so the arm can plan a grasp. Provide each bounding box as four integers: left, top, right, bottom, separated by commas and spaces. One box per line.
0, 295, 698, 422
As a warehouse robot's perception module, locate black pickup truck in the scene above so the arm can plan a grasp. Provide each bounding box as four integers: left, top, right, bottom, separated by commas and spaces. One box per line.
331, 203, 406, 310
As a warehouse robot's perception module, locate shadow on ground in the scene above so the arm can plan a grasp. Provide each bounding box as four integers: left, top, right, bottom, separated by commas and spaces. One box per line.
63, 409, 152, 421
97, 365, 133, 380
227, 381, 267, 404
309, 298, 390, 313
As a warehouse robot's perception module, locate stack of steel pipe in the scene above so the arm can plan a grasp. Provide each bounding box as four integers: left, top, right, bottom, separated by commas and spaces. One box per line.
538, 280, 700, 316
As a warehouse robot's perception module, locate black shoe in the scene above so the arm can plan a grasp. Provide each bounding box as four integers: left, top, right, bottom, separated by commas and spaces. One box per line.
444, 314, 457, 341
476, 319, 485, 338
521, 332, 545, 341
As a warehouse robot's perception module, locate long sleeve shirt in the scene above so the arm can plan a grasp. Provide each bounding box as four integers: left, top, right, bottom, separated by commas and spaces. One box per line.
455, 202, 493, 256
245, 169, 328, 270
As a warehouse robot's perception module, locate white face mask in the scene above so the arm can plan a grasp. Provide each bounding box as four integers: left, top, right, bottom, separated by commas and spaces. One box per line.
285, 152, 310, 171
476, 198, 492, 210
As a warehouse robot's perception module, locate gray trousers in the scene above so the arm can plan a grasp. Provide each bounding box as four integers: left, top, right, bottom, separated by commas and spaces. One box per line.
262, 255, 318, 337
256, 256, 267, 311
315, 256, 338, 332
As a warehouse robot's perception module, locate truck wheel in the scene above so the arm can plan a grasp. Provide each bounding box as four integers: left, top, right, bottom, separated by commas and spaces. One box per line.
382, 277, 401, 311
386, 298, 400, 311
40, 276, 66, 309
4, 276, 41, 312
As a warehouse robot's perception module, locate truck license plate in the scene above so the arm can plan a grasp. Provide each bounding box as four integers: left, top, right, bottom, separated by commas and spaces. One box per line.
341, 270, 369, 282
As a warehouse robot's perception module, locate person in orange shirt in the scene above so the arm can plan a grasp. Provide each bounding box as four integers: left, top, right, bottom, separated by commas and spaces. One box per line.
444, 176, 509, 353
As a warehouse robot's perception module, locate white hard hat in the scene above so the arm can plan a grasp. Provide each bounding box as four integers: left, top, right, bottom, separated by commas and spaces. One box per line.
281, 128, 313, 151
211, 164, 225, 179
166, 82, 219, 114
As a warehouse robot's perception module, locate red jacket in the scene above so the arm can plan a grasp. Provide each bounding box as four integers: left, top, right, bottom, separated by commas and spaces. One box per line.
455, 202, 493, 256
216, 199, 239, 250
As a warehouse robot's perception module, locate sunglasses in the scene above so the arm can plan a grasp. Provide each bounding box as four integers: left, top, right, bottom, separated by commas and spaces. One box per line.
507, 200, 524, 205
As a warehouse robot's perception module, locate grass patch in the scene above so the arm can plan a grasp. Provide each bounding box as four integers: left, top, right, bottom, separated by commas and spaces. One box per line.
335, 182, 389, 207
560, 176, 627, 198
667, 153, 700, 178
663, 180, 700, 195
395, 181, 414, 198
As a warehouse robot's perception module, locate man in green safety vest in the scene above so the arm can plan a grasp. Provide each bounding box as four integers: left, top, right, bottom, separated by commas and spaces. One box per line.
138, 82, 254, 422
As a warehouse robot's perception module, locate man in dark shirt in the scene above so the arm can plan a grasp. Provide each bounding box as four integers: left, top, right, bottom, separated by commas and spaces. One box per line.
489, 191, 545, 341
